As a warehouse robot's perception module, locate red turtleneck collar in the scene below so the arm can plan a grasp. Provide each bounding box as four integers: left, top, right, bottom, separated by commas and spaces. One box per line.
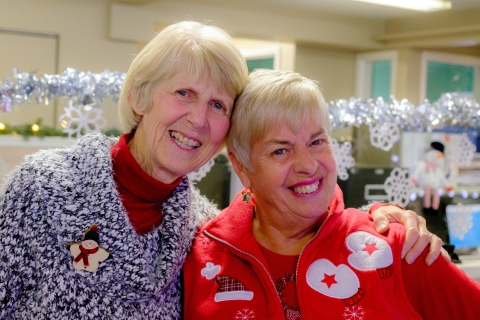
111, 133, 182, 235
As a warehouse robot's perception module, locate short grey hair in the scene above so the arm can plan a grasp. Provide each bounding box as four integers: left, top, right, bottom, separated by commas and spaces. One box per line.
227, 69, 330, 172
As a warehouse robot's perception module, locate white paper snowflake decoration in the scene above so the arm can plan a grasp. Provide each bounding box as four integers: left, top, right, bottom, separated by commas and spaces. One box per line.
368, 122, 401, 151
333, 139, 355, 181
59, 99, 107, 138
457, 133, 476, 168
187, 157, 215, 182
447, 203, 474, 240
384, 167, 413, 207
187, 148, 228, 182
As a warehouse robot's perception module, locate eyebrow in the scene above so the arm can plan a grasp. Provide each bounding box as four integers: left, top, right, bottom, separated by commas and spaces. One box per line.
263, 129, 326, 146
179, 84, 233, 102
310, 129, 325, 140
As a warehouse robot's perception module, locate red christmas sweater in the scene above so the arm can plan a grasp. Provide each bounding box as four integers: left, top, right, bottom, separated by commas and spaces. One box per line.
183, 185, 480, 319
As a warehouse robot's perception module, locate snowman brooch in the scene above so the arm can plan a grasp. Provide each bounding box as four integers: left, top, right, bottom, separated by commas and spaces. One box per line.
68, 225, 111, 272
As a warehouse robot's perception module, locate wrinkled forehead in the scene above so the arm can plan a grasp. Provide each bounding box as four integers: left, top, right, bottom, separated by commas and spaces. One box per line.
166, 55, 237, 97
270, 103, 330, 133
249, 105, 330, 150
168, 70, 231, 95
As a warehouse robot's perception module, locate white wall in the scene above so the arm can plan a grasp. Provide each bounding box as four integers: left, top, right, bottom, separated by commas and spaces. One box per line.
0, 0, 138, 129
295, 46, 355, 101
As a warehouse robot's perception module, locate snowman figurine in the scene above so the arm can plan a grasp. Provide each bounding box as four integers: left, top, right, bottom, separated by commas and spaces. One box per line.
69, 225, 110, 272
411, 141, 452, 210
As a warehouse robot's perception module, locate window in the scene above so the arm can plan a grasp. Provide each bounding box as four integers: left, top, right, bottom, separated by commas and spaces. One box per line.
246, 57, 274, 71
242, 46, 280, 72
371, 60, 392, 101
420, 51, 480, 102
356, 50, 398, 99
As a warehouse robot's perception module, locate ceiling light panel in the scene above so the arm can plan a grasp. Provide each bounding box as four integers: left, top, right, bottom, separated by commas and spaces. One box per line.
352, 0, 452, 12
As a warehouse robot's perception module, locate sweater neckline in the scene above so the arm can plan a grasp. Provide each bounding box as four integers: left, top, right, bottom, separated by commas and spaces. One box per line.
111, 133, 181, 234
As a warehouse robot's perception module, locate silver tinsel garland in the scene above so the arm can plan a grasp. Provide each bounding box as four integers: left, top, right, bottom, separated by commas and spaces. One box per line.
1, 68, 479, 132
329, 94, 480, 132
1, 69, 479, 201
0, 68, 125, 112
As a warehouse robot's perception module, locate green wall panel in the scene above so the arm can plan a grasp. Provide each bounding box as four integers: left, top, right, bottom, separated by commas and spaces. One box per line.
426, 61, 473, 102
246, 58, 274, 72
371, 60, 391, 101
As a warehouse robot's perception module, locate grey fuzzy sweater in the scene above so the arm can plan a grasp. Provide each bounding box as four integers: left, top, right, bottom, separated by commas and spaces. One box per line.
0, 133, 218, 319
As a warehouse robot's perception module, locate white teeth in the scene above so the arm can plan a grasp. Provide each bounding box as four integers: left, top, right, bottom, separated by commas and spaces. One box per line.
293, 180, 320, 194
170, 131, 200, 149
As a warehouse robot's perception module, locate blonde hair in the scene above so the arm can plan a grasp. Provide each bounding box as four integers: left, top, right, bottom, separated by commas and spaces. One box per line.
227, 69, 330, 172
118, 20, 248, 132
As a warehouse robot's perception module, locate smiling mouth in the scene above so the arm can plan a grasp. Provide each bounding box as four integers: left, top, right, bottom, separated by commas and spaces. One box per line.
292, 180, 320, 194
170, 131, 201, 149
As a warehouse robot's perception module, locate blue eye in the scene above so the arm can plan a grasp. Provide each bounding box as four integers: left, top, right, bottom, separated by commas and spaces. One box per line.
214, 102, 223, 110
177, 90, 187, 97
273, 149, 285, 156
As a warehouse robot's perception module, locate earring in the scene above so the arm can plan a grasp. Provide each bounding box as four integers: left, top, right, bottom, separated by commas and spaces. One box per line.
242, 189, 252, 203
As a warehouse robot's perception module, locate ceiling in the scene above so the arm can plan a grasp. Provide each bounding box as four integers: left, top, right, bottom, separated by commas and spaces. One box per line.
114, 0, 480, 20
112, 0, 480, 55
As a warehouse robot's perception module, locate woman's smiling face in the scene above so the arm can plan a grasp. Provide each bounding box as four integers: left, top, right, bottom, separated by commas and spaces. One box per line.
131, 73, 234, 183
238, 118, 337, 223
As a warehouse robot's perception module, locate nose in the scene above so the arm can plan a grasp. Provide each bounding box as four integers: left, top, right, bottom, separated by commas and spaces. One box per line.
186, 100, 208, 129
293, 147, 318, 175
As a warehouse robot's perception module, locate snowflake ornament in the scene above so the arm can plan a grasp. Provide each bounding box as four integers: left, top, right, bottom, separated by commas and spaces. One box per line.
384, 168, 413, 207
368, 122, 400, 151
333, 139, 355, 181
343, 305, 365, 320
234, 308, 255, 319
59, 99, 106, 138
188, 148, 228, 182
457, 133, 476, 168
447, 203, 474, 240
187, 158, 216, 182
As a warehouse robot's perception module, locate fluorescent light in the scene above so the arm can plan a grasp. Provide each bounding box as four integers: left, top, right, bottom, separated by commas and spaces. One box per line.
352, 0, 452, 12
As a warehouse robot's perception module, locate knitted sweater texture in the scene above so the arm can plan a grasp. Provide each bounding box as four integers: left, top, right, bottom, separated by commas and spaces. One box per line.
0, 133, 217, 319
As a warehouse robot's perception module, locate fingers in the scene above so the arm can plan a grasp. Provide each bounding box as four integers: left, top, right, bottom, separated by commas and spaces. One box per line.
402, 227, 424, 262
424, 234, 449, 266
402, 215, 447, 266
371, 205, 410, 233
400, 212, 424, 259
440, 247, 452, 263
371, 205, 446, 266
404, 233, 448, 265
372, 211, 389, 234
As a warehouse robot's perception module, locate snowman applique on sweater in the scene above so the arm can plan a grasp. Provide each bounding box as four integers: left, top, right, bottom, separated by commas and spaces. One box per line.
68, 225, 111, 272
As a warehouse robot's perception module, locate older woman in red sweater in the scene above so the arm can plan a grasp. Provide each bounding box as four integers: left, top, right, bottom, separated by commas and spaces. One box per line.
184, 69, 478, 319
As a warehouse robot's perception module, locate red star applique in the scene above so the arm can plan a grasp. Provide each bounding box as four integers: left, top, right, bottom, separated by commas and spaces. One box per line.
321, 273, 338, 288
363, 243, 379, 255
